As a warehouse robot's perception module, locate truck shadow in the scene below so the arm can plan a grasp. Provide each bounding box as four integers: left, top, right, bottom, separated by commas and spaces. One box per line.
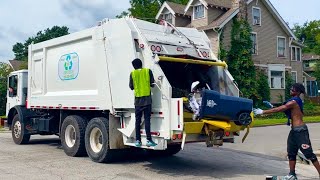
26, 137, 290, 179
114, 144, 289, 179
28, 136, 61, 148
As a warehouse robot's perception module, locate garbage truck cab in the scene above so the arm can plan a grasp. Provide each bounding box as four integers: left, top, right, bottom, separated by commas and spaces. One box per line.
6, 17, 254, 163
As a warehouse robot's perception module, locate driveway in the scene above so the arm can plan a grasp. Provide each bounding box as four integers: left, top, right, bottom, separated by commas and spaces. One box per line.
0, 124, 319, 180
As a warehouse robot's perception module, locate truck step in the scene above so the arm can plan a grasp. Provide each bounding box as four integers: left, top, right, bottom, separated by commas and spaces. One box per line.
123, 136, 166, 150
124, 142, 157, 150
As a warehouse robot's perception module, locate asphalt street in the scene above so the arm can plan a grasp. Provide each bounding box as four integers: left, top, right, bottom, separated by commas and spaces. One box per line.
0, 124, 319, 180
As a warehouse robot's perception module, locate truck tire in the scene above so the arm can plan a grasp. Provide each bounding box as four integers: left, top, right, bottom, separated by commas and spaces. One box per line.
85, 117, 114, 163
61, 115, 87, 157
147, 144, 181, 157
12, 114, 30, 144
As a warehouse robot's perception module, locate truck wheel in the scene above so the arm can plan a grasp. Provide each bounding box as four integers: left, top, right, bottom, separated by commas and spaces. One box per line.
61, 115, 87, 157
85, 117, 113, 163
12, 114, 30, 144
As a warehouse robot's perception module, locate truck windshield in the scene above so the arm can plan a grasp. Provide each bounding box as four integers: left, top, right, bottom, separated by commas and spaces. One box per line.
159, 61, 220, 98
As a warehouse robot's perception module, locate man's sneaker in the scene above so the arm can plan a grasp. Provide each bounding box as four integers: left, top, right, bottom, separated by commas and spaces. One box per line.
135, 140, 142, 147
282, 174, 297, 180
146, 140, 157, 147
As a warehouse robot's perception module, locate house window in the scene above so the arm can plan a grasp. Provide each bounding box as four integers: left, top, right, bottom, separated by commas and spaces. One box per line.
291, 71, 297, 83
277, 37, 286, 57
251, 33, 257, 54
291, 46, 301, 61
270, 70, 285, 89
252, 7, 261, 25
8, 75, 18, 97
164, 13, 172, 24
194, 5, 204, 19
304, 62, 310, 68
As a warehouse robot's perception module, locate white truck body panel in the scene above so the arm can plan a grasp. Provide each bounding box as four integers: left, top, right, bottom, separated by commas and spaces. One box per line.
28, 27, 112, 110
28, 18, 233, 112
25, 18, 240, 149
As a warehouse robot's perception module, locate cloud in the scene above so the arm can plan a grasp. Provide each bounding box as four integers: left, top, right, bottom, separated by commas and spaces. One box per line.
60, 0, 130, 27
0, 0, 130, 62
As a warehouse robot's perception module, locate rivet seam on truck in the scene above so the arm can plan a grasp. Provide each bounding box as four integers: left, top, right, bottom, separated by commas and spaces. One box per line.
29, 106, 99, 110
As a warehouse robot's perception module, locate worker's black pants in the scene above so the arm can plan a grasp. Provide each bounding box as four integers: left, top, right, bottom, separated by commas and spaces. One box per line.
135, 104, 152, 141
287, 124, 318, 162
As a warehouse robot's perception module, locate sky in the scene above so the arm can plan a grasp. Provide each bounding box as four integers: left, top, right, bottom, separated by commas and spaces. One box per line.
0, 0, 319, 62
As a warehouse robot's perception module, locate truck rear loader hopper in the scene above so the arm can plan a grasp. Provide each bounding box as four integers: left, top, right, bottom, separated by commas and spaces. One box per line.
5, 17, 254, 163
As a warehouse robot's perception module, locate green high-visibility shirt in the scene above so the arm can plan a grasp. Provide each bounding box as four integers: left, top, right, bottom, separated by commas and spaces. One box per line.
131, 68, 151, 97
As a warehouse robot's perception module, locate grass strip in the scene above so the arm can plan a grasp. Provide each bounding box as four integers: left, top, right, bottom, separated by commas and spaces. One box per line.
253, 116, 320, 127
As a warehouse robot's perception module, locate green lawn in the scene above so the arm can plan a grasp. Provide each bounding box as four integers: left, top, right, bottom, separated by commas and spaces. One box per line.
253, 116, 320, 127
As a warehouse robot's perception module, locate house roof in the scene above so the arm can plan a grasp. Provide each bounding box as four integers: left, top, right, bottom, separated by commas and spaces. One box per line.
166, 1, 192, 16
157, 0, 297, 41
156, 1, 191, 20
184, 0, 233, 14
205, 0, 233, 8
302, 53, 320, 61
303, 71, 317, 81
8, 60, 23, 71
198, 8, 239, 30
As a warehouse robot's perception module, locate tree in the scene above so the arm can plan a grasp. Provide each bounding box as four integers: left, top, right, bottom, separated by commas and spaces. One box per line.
227, 18, 257, 102
256, 69, 270, 104
116, 0, 189, 21
0, 63, 13, 115
12, 26, 69, 61
285, 71, 294, 100
314, 61, 320, 86
293, 20, 320, 55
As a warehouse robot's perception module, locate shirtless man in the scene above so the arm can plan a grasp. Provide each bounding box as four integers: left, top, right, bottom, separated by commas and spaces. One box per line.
254, 83, 320, 179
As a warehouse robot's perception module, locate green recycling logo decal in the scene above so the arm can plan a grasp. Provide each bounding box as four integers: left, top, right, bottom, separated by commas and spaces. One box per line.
58, 52, 79, 80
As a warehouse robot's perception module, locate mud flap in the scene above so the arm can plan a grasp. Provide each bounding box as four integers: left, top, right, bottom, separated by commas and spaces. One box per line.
181, 131, 187, 150
241, 126, 250, 143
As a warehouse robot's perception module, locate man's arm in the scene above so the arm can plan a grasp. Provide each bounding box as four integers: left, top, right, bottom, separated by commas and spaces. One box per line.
129, 73, 134, 90
262, 100, 296, 114
149, 69, 155, 87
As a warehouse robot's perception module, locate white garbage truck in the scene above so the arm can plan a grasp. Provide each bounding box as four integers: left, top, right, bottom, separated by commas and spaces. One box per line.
6, 17, 254, 163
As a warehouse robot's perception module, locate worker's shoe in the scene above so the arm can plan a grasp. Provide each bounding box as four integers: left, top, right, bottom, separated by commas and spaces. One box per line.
135, 140, 142, 147
282, 174, 297, 180
146, 140, 157, 147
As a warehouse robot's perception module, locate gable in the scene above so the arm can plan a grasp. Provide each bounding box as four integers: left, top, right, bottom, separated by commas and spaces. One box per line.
156, 2, 176, 19
247, 0, 297, 39
156, 1, 192, 20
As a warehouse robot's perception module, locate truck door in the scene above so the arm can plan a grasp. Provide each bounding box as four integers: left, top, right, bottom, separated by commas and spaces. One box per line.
6, 74, 19, 116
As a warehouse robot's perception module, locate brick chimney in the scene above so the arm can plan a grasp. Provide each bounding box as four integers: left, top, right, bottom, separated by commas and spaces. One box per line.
232, 0, 239, 9
237, 0, 248, 20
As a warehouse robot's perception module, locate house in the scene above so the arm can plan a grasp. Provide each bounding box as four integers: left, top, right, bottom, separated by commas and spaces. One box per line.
156, 0, 304, 103
302, 53, 319, 96
8, 60, 24, 71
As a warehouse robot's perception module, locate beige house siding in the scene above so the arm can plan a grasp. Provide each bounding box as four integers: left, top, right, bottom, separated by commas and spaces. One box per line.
175, 16, 191, 27
248, 0, 290, 66
205, 30, 219, 56
291, 61, 303, 83
221, 19, 233, 52
207, 7, 224, 25
247, 0, 297, 102
270, 89, 285, 103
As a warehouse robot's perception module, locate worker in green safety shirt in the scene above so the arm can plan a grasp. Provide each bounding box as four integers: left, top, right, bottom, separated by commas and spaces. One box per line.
129, 58, 157, 147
